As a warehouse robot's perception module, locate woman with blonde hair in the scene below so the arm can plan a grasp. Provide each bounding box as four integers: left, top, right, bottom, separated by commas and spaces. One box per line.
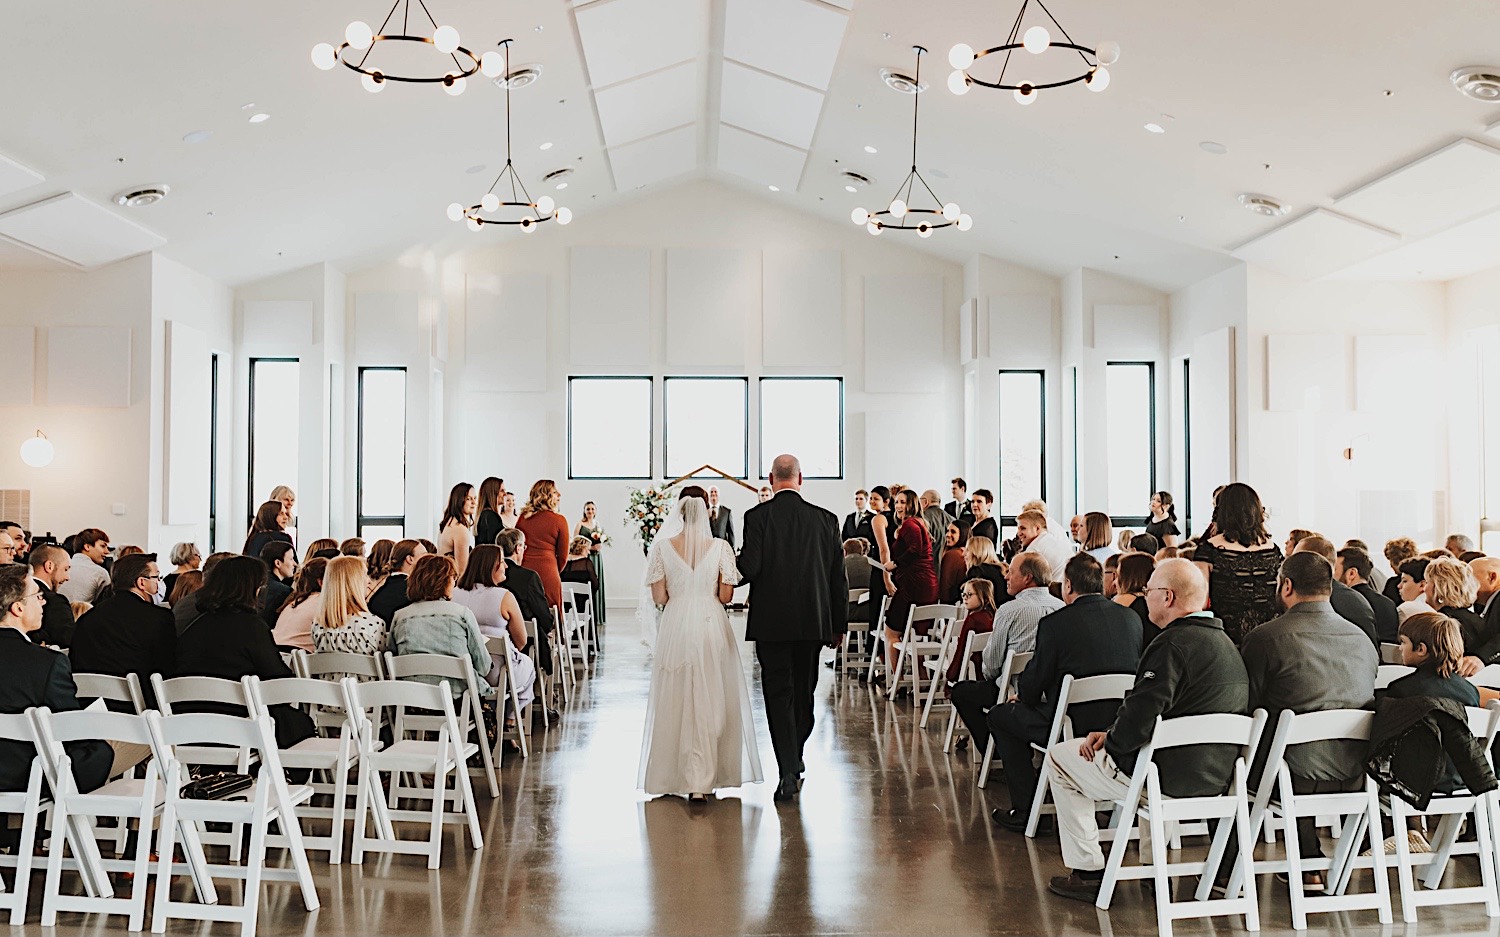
312, 556, 387, 656
963, 535, 1006, 603
1422, 556, 1488, 669
302, 538, 338, 563
1081, 512, 1117, 563
516, 480, 569, 610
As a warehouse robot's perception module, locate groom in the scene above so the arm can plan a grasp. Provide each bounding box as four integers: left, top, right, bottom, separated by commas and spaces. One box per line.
738, 453, 847, 801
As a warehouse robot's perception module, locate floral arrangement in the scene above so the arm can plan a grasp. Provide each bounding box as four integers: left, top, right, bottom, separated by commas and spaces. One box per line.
625, 484, 677, 553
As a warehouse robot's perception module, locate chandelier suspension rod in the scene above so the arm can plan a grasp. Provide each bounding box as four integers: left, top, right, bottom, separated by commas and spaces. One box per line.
996, 2, 1026, 87
353, 0, 403, 70
1032, 0, 1092, 66
413, 0, 466, 70
908, 46, 924, 171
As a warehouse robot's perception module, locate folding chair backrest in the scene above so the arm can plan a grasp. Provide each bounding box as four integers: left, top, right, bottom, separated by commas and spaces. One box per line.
148, 711, 274, 760
345, 678, 455, 726
384, 652, 473, 685
996, 649, 1033, 692
151, 674, 250, 714
72, 672, 145, 713
1379, 642, 1404, 665
1465, 704, 1500, 748
562, 582, 591, 606
245, 674, 348, 712
849, 589, 868, 604
1064, 673, 1137, 706
1375, 664, 1414, 691
0, 712, 32, 745
1277, 707, 1375, 747
911, 604, 960, 625
37, 707, 154, 747
964, 631, 991, 658
483, 634, 506, 657
301, 651, 385, 681
1468, 664, 1500, 690
1148, 711, 1265, 753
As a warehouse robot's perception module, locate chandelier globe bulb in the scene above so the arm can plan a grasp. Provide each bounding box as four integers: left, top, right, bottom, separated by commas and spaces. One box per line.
942, 202, 961, 222
480, 51, 504, 78
345, 21, 373, 50
1087, 66, 1111, 91
947, 70, 970, 95
555, 207, 573, 225
446, 202, 465, 221
1096, 41, 1121, 66
850, 207, 869, 225
433, 25, 460, 54
362, 71, 385, 93
311, 43, 338, 70
466, 217, 483, 232
957, 213, 974, 231
1014, 85, 1036, 105
444, 73, 466, 95
948, 43, 975, 69
480, 193, 500, 212
866, 221, 882, 236
1023, 26, 1050, 54
536, 195, 555, 215
889, 197, 908, 218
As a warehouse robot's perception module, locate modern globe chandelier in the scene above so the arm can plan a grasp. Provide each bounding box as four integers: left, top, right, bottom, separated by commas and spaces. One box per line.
851, 46, 971, 238
310, 0, 505, 94
948, 0, 1119, 105
446, 40, 573, 232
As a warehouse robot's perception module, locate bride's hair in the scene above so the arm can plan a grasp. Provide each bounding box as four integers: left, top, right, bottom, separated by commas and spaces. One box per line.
678, 485, 709, 509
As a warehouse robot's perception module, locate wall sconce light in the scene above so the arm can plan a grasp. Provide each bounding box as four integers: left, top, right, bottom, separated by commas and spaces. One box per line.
19, 431, 53, 467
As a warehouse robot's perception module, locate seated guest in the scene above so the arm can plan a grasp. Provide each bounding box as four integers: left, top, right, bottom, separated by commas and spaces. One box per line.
1128, 532, 1159, 556
1292, 536, 1376, 646
963, 536, 1007, 605
167, 569, 203, 608
452, 546, 536, 707
271, 558, 328, 652
1388, 613, 1480, 815
560, 536, 598, 608
1017, 510, 1074, 583
1383, 538, 1418, 606
163, 542, 201, 600
258, 540, 298, 628
1343, 538, 1387, 593
172, 552, 234, 634
57, 528, 111, 605
369, 539, 426, 626
1286, 528, 1318, 557
843, 539, 872, 623
242, 500, 293, 559
979, 554, 1062, 683
28, 544, 76, 646
1115, 529, 1136, 553
499, 528, 554, 676
1336, 547, 1399, 644
1155, 547, 1181, 561
1112, 552, 1156, 648
1080, 512, 1118, 564
1102, 553, 1121, 598
969, 489, 999, 545
312, 556, 387, 657
1422, 556, 1494, 675
938, 519, 971, 604
945, 578, 997, 685
987, 554, 1142, 832
367, 539, 396, 591
339, 538, 366, 558
1466, 557, 1500, 672
175, 556, 313, 749
1396, 557, 1433, 623
1042, 559, 1248, 902
391, 555, 492, 698
1445, 533, 1476, 558
302, 538, 338, 564
70, 553, 176, 711
0, 566, 112, 796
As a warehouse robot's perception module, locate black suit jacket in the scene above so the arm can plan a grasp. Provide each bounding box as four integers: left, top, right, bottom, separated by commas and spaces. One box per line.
971, 517, 1000, 547
1477, 595, 1500, 665
1354, 582, 1400, 644
1018, 595, 1143, 732
368, 574, 413, 626
1330, 580, 1378, 647
70, 591, 177, 710
260, 579, 291, 629
738, 490, 847, 643
0, 628, 111, 794
841, 511, 865, 542
945, 500, 974, 520
174, 607, 313, 749
709, 506, 736, 550
35, 578, 76, 647
504, 560, 552, 628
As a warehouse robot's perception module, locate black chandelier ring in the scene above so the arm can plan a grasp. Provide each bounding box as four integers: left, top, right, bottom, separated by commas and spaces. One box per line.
865, 208, 956, 236
334, 35, 480, 85
958, 42, 1098, 92
462, 201, 553, 229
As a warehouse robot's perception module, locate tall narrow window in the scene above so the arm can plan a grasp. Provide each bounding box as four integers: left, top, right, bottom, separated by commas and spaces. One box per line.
568, 377, 653, 479
665, 377, 748, 479
1069, 366, 1079, 515
357, 367, 407, 540
209, 353, 220, 552
1106, 361, 1157, 523
248, 358, 300, 523
759, 378, 843, 478
997, 370, 1045, 522
1181, 358, 1192, 537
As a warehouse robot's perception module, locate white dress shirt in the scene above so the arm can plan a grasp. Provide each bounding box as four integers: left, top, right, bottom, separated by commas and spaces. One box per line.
1024, 529, 1077, 583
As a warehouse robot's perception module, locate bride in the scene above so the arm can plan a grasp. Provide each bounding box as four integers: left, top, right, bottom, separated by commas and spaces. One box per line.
638, 489, 763, 801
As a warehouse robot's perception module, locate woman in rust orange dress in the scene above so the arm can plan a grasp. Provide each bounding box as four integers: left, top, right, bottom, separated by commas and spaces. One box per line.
515, 479, 569, 612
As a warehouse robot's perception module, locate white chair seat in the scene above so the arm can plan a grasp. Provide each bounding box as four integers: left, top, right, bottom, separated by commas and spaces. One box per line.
277, 736, 346, 769
380, 738, 479, 770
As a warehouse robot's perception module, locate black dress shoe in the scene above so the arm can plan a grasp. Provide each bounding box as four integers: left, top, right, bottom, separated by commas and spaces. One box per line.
773, 776, 800, 801
1048, 872, 1103, 902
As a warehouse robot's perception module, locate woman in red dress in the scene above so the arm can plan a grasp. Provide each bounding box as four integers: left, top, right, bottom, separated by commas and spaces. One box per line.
881, 489, 938, 685
515, 479, 569, 612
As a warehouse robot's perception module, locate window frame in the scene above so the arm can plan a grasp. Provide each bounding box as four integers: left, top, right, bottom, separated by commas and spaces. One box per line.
997, 368, 1047, 526
1104, 360, 1158, 528
757, 376, 845, 480
663, 375, 750, 480
1181, 357, 1192, 538
209, 352, 220, 553
247, 356, 299, 525
356, 366, 408, 539
566, 375, 655, 480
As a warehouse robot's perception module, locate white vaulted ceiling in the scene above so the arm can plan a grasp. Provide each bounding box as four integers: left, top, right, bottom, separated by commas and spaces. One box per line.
5, 1, 1500, 288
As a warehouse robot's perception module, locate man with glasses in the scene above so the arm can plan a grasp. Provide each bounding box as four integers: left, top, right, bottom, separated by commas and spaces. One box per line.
0, 529, 16, 565
69, 553, 177, 711
58, 528, 112, 605
0, 523, 25, 564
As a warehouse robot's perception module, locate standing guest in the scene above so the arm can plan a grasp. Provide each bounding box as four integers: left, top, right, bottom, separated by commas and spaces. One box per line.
452, 545, 536, 706
69, 553, 176, 710
271, 558, 328, 652
945, 578, 997, 685
171, 552, 234, 634
707, 487, 736, 549
757, 486, 773, 504
312, 556, 387, 658
989, 554, 1142, 832
58, 528, 111, 605
842, 489, 871, 541
369, 539, 426, 626
1080, 512, 1118, 564
843, 539, 872, 623
1445, 533, 1476, 558
163, 542, 201, 599
269, 485, 296, 522
920, 490, 955, 572
1421, 556, 1494, 674
963, 536, 1007, 604
243, 500, 293, 558
970, 489, 1000, 545
1386, 613, 1481, 822
945, 478, 973, 520
28, 544, 75, 647
1145, 492, 1181, 547
880, 490, 939, 688
576, 501, 609, 623
367, 539, 396, 589
1336, 547, 1400, 644
1191, 482, 1284, 643
498, 528, 555, 679
1017, 510, 1074, 583
438, 482, 478, 576
1292, 536, 1377, 646
1466, 557, 1500, 671
1102, 553, 1122, 598
302, 538, 338, 564
391, 555, 492, 700
0, 565, 112, 796
938, 520, 972, 604
516, 480, 569, 612
258, 540, 299, 628
174, 556, 313, 749
167, 570, 203, 607
1382, 537, 1418, 606
1395, 557, 1433, 623
476, 476, 507, 546
1112, 552, 1156, 648
499, 490, 521, 529
864, 487, 894, 621
339, 538, 366, 558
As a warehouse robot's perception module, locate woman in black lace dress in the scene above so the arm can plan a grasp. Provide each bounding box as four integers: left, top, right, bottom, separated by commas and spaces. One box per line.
1191, 483, 1283, 644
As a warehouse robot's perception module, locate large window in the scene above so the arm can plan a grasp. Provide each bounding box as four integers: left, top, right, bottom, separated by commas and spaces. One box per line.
997, 370, 1045, 522
1181, 358, 1192, 537
759, 377, 843, 478
209, 353, 220, 552
357, 367, 407, 540
1106, 361, 1157, 523
568, 377, 653, 479
665, 377, 748, 479
248, 358, 300, 523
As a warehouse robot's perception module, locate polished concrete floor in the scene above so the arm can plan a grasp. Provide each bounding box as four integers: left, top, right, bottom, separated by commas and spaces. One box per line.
32, 614, 1500, 936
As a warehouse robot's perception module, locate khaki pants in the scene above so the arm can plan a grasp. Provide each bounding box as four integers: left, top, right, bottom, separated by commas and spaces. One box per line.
1047, 740, 1153, 873
107, 740, 151, 781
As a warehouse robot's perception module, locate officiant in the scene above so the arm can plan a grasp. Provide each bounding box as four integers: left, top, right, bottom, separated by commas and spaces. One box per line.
708, 486, 736, 550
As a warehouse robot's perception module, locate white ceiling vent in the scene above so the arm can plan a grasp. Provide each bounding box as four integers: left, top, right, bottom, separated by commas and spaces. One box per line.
114, 185, 169, 207
1237, 193, 1291, 217
493, 63, 542, 91
1451, 67, 1500, 102
880, 68, 926, 95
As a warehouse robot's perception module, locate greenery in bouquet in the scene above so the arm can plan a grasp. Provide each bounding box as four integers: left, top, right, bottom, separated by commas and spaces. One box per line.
625, 484, 676, 553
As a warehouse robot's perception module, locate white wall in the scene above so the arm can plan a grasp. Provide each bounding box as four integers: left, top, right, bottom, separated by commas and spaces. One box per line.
1442, 268, 1500, 550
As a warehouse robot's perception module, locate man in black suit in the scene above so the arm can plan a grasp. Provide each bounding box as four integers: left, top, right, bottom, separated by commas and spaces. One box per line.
369, 539, 425, 626
738, 454, 847, 801
1464, 556, 1500, 670
1294, 537, 1376, 646
707, 486, 736, 550
70, 552, 177, 711
1336, 547, 1399, 644
498, 529, 554, 676
27, 544, 76, 647
258, 541, 297, 628
842, 489, 871, 542
944, 477, 974, 520
987, 554, 1144, 832
0, 565, 112, 796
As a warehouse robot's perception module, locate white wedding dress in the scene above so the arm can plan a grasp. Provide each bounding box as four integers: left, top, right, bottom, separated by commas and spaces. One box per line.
638, 504, 763, 796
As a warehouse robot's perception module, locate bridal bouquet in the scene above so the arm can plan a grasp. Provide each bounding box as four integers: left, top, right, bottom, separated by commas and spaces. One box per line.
625, 484, 676, 553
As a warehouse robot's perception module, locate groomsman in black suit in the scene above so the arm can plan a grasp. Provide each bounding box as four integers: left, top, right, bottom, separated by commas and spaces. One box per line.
707, 486, 736, 550
945, 477, 974, 520
739, 454, 847, 801
842, 489, 871, 541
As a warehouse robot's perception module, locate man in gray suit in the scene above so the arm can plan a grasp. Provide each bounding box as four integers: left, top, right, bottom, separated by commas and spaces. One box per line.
707, 486, 735, 550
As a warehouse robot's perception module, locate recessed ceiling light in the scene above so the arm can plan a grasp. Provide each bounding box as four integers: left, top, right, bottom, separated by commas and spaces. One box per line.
845, 185, 857, 193
240, 102, 255, 110
540, 141, 553, 150
182, 130, 213, 144
114, 185, 170, 207
864, 145, 877, 154
768, 185, 780, 192
1451, 66, 1500, 102
1237, 192, 1290, 216
1145, 122, 1165, 134
249, 113, 270, 124
1199, 141, 1227, 155
465, 164, 486, 174
556, 182, 568, 190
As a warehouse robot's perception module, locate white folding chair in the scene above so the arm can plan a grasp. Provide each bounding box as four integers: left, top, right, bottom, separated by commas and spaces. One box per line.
295, 650, 389, 735
919, 608, 969, 728
383, 652, 500, 800
73, 672, 146, 714
0, 712, 46, 925
888, 604, 960, 703
1379, 643, 1405, 665
840, 590, 873, 676
1027, 673, 1139, 838
562, 581, 596, 663
978, 650, 1033, 786
484, 634, 530, 758
1469, 664, 1500, 690
551, 604, 574, 702
942, 630, 991, 753
1376, 664, 1415, 691
145, 710, 320, 936
343, 678, 485, 870
148, 675, 258, 772
1217, 709, 1391, 929
865, 595, 892, 684
1095, 710, 1269, 937
524, 618, 552, 729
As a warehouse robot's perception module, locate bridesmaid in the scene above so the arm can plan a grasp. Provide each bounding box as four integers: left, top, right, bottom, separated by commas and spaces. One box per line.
438, 482, 476, 575
476, 476, 507, 546
576, 501, 608, 624
499, 491, 520, 529
881, 488, 938, 692
516, 480, 569, 613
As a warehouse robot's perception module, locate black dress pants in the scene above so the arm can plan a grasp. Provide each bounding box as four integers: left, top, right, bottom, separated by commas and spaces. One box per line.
950, 680, 1000, 750
986, 701, 1053, 813
755, 640, 823, 781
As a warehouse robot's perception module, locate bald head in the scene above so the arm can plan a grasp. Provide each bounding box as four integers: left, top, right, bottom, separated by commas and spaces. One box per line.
920, 489, 940, 509
769, 454, 802, 490
1473, 556, 1500, 600
1145, 558, 1209, 627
